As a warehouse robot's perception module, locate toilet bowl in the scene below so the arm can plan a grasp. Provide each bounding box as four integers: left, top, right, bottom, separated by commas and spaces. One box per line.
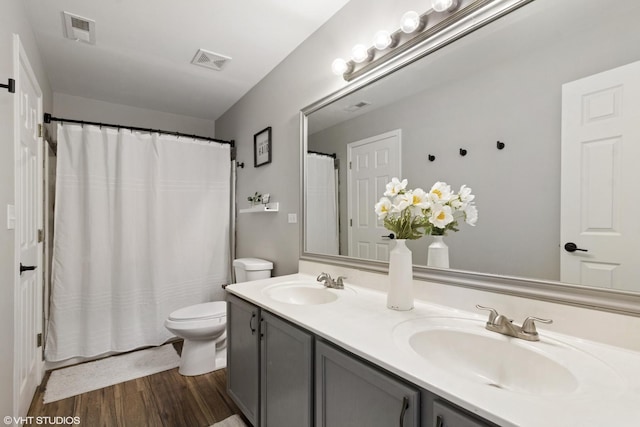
165, 301, 227, 376
165, 257, 273, 376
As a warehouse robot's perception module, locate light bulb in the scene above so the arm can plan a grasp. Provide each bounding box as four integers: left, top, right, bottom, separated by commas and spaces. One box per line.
431, 0, 457, 12
331, 58, 349, 75
373, 30, 392, 50
400, 11, 421, 34
351, 44, 370, 63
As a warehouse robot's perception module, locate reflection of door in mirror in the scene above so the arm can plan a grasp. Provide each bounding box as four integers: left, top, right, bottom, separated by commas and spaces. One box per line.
306, 153, 339, 255
347, 130, 401, 261
561, 60, 640, 292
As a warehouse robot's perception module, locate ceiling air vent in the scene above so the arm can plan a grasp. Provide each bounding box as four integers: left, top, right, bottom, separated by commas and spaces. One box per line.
62, 11, 96, 45
344, 101, 371, 112
191, 49, 231, 71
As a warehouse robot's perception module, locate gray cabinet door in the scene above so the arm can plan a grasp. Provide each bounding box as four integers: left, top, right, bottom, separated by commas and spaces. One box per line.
227, 294, 261, 426
316, 340, 420, 427
431, 400, 493, 427
260, 311, 313, 427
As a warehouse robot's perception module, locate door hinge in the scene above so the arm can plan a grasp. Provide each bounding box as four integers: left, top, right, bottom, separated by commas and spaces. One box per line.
350, 218, 353, 227
349, 161, 352, 169
38, 123, 43, 138
38, 229, 44, 243
37, 333, 42, 348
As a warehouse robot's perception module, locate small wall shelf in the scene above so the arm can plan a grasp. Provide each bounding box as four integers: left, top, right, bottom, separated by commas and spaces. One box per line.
239, 202, 279, 214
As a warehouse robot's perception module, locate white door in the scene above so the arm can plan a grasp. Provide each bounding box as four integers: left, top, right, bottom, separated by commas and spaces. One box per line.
13, 35, 44, 419
561, 61, 640, 291
347, 130, 401, 261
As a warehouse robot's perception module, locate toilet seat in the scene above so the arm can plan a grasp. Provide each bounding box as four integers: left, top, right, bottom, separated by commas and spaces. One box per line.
168, 301, 226, 322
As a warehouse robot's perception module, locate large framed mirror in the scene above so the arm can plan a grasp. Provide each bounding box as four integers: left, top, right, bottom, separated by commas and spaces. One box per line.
301, 0, 640, 315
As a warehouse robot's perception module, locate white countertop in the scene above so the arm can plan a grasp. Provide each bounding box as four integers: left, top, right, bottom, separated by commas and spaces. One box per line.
226, 273, 640, 427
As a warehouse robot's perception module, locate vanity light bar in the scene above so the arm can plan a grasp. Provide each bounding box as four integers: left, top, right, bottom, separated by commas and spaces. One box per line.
332, 0, 485, 81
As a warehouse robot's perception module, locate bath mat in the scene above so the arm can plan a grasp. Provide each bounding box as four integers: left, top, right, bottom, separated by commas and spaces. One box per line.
211, 415, 247, 427
43, 344, 180, 403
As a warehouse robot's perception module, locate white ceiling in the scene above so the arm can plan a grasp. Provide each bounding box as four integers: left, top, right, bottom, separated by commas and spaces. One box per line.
24, 0, 351, 121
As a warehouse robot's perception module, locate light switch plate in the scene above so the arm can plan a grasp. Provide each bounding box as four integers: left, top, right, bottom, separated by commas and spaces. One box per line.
288, 213, 297, 224
7, 204, 15, 230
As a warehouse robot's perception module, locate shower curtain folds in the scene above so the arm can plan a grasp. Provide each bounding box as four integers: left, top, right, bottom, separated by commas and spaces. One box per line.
306, 153, 339, 255
47, 124, 231, 362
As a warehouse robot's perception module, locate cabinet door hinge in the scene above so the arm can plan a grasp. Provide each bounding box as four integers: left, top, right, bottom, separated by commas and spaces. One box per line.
38, 229, 44, 243
349, 218, 353, 227
37, 333, 42, 347
260, 317, 264, 339
38, 124, 43, 138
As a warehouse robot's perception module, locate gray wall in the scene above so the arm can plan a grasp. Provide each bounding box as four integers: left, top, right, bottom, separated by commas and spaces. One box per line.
53, 93, 216, 137
216, 0, 432, 276
308, 6, 640, 280
0, 0, 52, 416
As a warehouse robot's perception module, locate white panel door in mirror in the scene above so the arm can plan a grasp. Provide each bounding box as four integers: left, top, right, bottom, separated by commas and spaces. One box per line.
561, 60, 640, 291
348, 130, 401, 261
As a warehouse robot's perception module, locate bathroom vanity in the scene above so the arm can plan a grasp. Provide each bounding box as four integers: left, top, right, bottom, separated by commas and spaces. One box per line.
227, 292, 487, 427
225, 271, 640, 426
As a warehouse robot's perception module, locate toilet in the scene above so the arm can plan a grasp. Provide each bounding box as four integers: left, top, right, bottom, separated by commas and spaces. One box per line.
165, 258, 273, 376
233, 257, 274, 283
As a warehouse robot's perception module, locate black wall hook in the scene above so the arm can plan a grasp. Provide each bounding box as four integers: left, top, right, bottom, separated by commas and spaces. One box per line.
459, 148, 467, 156
1, 78, 15, 93
237, 161, 245, 168
428, 154, 436, 162
497, 140, 505, 150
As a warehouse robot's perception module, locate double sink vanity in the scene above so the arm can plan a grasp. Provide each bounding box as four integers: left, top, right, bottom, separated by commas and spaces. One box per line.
225, 268, 640, 426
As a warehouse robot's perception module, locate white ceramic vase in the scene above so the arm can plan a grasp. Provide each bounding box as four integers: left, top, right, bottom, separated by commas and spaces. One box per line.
427, 235, 449, 268
387, 239, 414, 311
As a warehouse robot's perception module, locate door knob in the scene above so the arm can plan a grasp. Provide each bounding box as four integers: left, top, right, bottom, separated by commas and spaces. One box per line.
564, 242, 588, 253
381, 233, 395, 240
19, 263, 37, 274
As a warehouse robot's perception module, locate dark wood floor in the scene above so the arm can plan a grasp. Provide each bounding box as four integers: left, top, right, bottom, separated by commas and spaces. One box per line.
27, 344, 246, 427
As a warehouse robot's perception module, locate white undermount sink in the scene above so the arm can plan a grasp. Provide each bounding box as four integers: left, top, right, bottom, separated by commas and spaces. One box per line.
393, 317, 621, 396
262, 281, 354, 305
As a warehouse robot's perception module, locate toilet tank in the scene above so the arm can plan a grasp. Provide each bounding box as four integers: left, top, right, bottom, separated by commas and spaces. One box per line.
233, 258, 273, 283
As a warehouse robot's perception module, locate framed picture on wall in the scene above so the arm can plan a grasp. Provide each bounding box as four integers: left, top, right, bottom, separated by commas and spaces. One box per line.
254, 127, 272, 167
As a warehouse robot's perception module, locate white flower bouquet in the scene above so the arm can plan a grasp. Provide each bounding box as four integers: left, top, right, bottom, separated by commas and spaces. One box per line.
374, 178, 478, 239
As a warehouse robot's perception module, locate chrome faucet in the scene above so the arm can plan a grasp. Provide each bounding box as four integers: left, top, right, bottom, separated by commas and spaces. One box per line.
316, 272, 346, 289
476, 305, 552, 342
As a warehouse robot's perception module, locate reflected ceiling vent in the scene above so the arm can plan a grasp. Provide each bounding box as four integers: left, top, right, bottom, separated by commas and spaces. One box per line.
191, 49, 232, 71
62, 11, 96, 45
344, 101, 371, 112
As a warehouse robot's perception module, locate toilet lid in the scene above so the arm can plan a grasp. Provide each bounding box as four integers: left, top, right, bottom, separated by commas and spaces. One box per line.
168, 301, 226, 321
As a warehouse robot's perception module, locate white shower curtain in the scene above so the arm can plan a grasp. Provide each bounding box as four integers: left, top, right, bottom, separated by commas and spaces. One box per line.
306, 153, 339, 255
47, 124, 231, 362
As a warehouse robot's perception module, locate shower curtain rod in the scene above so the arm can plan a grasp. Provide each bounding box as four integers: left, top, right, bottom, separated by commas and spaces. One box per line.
44, 113, 234, 146
307, 150, 336, 158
